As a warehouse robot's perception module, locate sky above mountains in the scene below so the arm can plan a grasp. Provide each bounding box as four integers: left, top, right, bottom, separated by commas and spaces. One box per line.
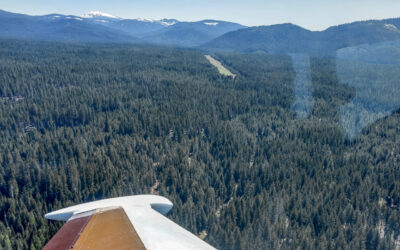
3, 0, 400, 30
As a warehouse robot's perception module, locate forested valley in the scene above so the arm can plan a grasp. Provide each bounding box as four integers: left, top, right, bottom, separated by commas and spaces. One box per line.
0, 39, 399, 249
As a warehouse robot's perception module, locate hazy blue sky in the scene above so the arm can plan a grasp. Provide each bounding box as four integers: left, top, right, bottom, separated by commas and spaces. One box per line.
2, 0, 400, 30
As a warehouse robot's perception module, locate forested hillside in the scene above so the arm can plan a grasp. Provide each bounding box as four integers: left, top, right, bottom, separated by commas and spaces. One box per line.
0, 39, 399, 249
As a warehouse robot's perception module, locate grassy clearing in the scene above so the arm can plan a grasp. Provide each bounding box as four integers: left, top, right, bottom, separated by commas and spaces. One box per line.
205, 55, 236, 78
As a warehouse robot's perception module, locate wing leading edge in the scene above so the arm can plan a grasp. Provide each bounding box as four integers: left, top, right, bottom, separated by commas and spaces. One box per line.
43, 195, 216, 250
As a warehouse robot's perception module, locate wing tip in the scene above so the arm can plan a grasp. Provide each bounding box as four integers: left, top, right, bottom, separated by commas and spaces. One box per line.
44, 195, 174, 221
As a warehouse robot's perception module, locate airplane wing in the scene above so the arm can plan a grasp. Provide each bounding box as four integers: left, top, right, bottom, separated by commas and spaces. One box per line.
43, 195, 216, 250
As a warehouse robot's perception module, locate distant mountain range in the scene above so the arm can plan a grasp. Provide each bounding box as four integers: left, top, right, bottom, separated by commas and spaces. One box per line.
0, 10, 138, 43
0, 10, 245, 46
2, 9, 400, 54
202, 19, 400, 54
141, 20, 246, 47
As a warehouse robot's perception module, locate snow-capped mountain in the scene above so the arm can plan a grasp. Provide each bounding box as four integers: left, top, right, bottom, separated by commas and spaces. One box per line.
40, 10, 245, 43
82, 11, 177, 27
0, 9, 138, 43
82, 11, 120, 20
80, 11, 180, 36
82, 11, 122, 25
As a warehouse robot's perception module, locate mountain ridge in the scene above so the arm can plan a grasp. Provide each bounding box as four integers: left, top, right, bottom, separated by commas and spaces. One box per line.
141, 20, 247, 47
2, 9, 400, 52
0, 9, 246, 45
0, 10, 140, 43
201, 20, 400, 54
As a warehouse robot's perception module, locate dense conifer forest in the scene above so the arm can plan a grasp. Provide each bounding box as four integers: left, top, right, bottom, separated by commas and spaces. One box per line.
0, 39, 399, 249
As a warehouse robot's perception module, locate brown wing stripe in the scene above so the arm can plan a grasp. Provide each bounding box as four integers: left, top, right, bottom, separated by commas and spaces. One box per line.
43, 207, 146, 250
43, 214, 92, 250
73, 207, 146, 250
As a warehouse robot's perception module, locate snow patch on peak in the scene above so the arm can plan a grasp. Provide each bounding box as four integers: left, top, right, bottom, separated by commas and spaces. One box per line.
83, 11, 119, 19
160, 20, 176, 26
136, 18, 156, 23
63, 16, 82, 21
204, 22, 218, 26
95, 20, 109, 23
384, 23, 399, 32
136, 18, 176, 26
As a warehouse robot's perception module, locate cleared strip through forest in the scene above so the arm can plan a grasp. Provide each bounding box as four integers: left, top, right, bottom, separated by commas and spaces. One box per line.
205, 55, 236, 78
